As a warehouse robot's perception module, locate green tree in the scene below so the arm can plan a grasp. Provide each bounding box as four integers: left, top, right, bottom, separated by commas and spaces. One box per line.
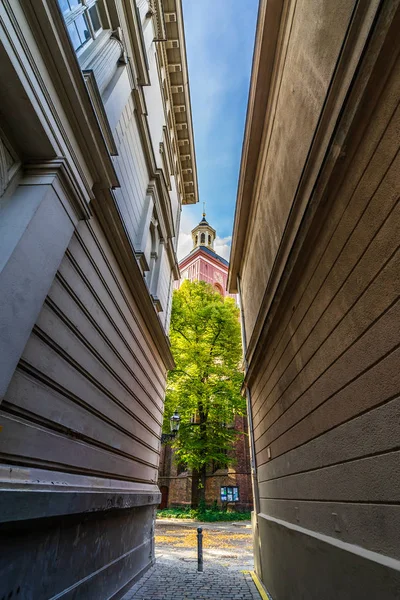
163, 280, 245, 506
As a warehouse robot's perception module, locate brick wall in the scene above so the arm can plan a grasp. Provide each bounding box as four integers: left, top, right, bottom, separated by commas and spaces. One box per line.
158, 417, 253, 511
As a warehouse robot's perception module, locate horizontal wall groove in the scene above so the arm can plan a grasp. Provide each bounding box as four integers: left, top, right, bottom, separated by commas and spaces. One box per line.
259, 424, 400, 482
64, 247, 165, 401
256, 336, 400, 457
259, 497, 400, 506
0, 453, 153, 486
250, 103, 400, 410
44, 295, 163, 423
77, 223, 166, 383
255, 290, 400, 450
253, 195, 400, 431
1, 402, 159, 469
54, 271, 164, 410
15, 361, 161, 455
257, 374, 400, 468
29, 327, 163, 437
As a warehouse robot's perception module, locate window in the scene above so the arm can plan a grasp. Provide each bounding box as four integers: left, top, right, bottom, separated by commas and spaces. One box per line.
221, 486, 239, 503
58, 0, 103, 52
200, 233, 205, 244
208, 235, 211, 245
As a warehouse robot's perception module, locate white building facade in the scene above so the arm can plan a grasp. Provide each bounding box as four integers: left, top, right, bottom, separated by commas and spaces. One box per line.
0, 0, 197, 597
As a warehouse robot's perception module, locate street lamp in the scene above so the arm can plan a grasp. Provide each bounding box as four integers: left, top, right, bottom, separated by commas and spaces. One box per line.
161, 411, 181, 444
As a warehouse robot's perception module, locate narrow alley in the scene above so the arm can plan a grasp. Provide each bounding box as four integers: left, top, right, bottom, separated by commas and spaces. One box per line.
122, 520, 266, 600
1, 0, 399, 598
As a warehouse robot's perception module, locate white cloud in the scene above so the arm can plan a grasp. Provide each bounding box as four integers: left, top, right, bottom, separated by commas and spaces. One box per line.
177, 230, 193, 261
214, 236, 232, 261
177, 211, 197, 260
177, 210, 231, 262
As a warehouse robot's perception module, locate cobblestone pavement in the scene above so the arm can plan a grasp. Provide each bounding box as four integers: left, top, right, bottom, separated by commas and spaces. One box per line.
122, 520, 264, 600
122, 556, 261, 600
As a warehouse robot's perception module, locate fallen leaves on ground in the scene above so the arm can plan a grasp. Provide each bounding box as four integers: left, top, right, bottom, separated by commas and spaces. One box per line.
155, 529, 252, 550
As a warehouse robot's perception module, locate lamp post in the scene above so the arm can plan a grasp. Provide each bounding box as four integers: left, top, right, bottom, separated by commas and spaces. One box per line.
161, 411, 181, 444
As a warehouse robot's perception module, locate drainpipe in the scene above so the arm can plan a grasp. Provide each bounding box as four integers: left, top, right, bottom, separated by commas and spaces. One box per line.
237, 276, 261, 517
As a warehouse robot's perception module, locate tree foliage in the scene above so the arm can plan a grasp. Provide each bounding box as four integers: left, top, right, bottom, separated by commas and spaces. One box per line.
163, 280, 245, 501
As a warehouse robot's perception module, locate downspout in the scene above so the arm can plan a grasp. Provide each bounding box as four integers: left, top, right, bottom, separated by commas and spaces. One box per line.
237, 275, 261, 517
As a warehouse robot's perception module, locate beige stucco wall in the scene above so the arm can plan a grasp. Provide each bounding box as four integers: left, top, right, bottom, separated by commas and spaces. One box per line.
231, 0, 400, 598
241, 0, 357, 342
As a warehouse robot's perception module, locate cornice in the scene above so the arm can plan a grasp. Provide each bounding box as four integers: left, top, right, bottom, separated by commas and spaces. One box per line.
191, 222, 216, 237
160, 0, 199, 205
150, 0, 167, 41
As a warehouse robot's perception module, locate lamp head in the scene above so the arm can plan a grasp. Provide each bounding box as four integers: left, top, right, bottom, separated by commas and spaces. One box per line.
170, 411, 180, 433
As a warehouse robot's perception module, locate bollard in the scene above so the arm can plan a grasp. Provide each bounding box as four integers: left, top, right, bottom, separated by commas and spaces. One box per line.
197, 527, 203, 572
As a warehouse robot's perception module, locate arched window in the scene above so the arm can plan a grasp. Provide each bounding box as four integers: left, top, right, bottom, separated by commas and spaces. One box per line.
214, 283, 223, 295
208, 235, 212, 245
200, 233, 205, 244
195, 235, 198, 245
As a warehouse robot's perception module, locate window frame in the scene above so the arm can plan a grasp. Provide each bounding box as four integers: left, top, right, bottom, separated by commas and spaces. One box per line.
58, 0, 106, 56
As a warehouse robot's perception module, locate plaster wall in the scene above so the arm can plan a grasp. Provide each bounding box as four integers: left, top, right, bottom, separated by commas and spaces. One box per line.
0, 0, 197, 596
179, 251, 237, 300
1, 215, 164, 596
241, 0, 357, 342
233, 1, 400, 597
113, 94, 149, 250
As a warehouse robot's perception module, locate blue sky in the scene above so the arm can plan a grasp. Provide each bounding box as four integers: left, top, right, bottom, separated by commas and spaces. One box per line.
177, 0, 259, 260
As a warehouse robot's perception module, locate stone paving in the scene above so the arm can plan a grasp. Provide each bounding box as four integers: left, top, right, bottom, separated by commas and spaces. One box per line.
122, 557, 261, 600
122, 520, 265, 600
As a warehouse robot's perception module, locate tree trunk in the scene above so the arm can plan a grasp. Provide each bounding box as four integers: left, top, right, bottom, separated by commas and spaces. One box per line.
195, 398, 207, 508
198, 463, 207, 507
191, 469, 199, 508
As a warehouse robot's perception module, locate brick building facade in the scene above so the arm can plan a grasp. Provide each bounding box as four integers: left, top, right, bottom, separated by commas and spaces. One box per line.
158, 214, 253, 511
159, 415, 253, 511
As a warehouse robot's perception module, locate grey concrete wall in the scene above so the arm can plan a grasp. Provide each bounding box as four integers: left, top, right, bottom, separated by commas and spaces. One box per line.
0, 504, 155, 600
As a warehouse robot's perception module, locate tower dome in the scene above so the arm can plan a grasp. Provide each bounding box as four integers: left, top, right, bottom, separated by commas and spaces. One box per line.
191, 204, 216, 250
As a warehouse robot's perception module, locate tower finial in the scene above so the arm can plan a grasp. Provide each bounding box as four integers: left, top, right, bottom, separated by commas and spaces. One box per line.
203, 201, 206, 217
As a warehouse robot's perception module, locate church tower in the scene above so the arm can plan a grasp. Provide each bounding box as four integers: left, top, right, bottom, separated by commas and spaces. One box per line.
178, 206, 236, 300
191, 205, 216, 250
